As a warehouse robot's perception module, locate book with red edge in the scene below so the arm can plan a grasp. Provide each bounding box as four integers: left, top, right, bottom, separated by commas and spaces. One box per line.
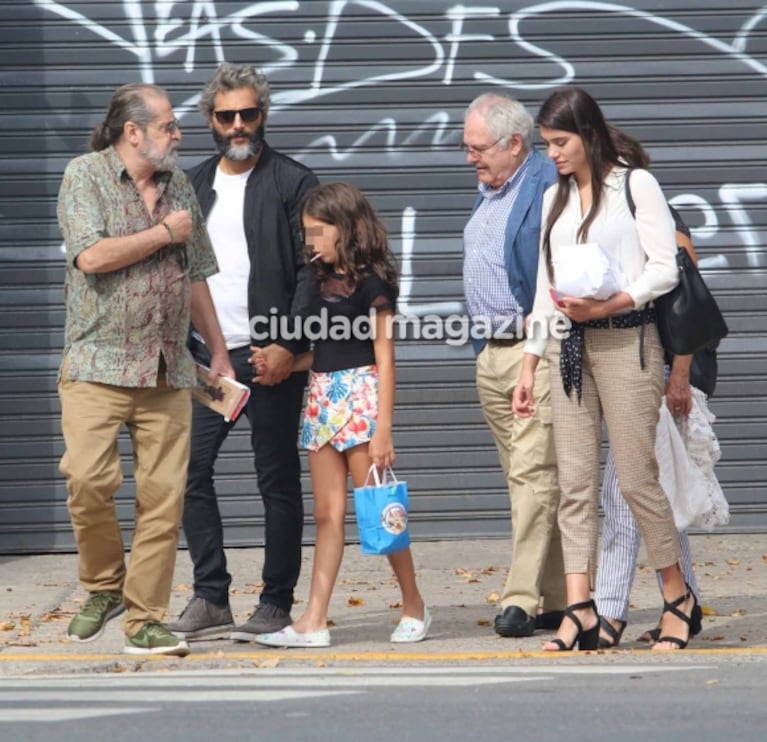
192, 363, 250, 422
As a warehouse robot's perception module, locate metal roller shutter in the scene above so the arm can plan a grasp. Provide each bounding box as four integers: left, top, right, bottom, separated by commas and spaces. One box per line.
1, 1, 765, 553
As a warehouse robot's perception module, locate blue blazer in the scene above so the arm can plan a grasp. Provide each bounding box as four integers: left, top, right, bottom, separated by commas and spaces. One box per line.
469, 148, 557, 355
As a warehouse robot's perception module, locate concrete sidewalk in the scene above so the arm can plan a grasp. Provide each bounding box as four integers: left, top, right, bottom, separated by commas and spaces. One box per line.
0, 533, 765, 673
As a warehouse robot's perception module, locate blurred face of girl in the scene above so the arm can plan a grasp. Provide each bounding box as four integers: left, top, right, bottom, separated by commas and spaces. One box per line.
540, 126, 589, 180
303, 214, 340, 267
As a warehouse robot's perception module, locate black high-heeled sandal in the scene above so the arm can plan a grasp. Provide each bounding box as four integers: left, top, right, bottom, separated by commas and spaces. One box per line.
639, 595, 702, 643
546, 599, 600, 651
654, 587, 700, 649
597, 616, 627, 649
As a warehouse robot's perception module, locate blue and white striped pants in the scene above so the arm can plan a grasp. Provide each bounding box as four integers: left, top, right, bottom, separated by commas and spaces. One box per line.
595, 446, 700, 622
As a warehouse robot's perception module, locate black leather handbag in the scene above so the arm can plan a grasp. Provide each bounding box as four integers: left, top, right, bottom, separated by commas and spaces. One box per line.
654, 246, 729, 356
689, 344, 719, 397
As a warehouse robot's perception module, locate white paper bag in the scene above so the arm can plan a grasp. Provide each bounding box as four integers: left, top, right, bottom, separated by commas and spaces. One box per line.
553, 242, 626, 300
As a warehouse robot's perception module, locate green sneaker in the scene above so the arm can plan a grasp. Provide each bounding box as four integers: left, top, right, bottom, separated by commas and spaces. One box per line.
124, 621, 190, 656
67, 591, 125, 643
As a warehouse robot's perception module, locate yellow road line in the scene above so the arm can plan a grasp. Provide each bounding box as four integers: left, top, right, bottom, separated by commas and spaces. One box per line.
1, 646, 766, 662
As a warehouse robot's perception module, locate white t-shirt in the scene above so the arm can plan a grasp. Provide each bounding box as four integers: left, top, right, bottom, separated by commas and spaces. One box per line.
205, 166, 253, 349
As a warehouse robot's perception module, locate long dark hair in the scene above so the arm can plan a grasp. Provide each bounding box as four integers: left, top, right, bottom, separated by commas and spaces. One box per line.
608, 124, 651, 169
301, 182, 398, 290
537, 87, 621, 281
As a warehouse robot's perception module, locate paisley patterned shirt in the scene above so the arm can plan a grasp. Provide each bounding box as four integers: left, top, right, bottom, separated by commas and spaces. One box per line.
57, 146, 218, 388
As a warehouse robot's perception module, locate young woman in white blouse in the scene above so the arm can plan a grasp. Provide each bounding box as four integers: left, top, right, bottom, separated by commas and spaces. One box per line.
512, 87, 698, 651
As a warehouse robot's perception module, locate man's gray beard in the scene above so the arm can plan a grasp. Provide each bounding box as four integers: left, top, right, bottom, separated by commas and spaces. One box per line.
213, 126, 264, 161
141, 145, 178, 171
226, 141, 259, 161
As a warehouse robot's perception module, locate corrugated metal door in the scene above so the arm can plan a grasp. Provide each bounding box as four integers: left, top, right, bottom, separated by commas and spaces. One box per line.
1, 1, 765, 553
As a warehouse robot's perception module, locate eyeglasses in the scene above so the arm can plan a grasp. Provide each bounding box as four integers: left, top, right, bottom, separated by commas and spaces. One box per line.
461, 136, 504, 156
155, 119, 181, 135
213, 107, 262, 125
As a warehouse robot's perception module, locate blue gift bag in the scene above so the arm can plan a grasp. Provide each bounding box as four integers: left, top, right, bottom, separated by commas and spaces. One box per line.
353, 466, 411, 555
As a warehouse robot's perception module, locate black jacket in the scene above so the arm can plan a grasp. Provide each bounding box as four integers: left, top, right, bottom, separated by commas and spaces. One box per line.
187, 144, 319, 355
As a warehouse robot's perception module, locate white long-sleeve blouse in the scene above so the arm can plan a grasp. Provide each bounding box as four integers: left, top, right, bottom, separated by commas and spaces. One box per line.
524, 166, 679, 357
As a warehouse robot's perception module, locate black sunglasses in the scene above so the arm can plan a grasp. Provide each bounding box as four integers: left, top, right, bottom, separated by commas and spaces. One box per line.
213, 107, 262, 125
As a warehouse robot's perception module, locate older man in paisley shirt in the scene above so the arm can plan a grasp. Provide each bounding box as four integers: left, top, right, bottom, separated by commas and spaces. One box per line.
56, 83, 233, 656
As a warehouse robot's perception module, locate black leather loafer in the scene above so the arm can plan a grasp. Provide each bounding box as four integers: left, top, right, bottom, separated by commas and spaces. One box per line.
534, 610, 565, 632
494, 605, 536, 637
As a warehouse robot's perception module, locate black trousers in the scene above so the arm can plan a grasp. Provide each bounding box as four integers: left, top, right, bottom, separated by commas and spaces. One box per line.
182, 341, 306, 613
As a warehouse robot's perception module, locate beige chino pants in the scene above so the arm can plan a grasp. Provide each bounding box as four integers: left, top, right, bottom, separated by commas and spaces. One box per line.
546, 324, 681, 585
476, 342, 566, 617
58, 357, 192, 636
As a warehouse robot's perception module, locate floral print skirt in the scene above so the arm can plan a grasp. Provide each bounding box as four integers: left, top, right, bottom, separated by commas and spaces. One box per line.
301, 365, 378, 452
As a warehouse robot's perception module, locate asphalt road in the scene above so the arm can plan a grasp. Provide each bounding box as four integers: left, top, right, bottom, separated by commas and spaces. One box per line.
1, 662, 766, 742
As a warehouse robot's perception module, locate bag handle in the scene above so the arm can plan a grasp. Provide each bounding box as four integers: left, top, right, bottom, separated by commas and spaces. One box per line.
362, 464, 398, 487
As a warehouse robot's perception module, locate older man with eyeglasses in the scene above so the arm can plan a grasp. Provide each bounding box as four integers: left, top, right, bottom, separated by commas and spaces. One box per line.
166, 64, 319, 643
462, 92, 566, 638
56, 83, 233, 656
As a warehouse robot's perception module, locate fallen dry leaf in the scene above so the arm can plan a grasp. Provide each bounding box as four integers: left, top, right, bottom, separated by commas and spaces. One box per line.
347, 596, 365, 607
258, 657, 281, 668
0, 622, 15, 631
17, 616, 31, 637
701, 606, 716, 616
173, 584, 192, 592
705, 679, 720, 685
485, 592, 500, 604
702, 635, 725, 642
40, 611, 67, 623
477, 619, 491, 627
729, 609, 746, 617
327, 619, 336, 627
761, 553, 767, 563
726, 559, 740, 566
389, 601, 403, 609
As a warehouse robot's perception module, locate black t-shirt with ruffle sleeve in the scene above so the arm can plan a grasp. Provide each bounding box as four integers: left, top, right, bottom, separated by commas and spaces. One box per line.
311, 271, 397, 373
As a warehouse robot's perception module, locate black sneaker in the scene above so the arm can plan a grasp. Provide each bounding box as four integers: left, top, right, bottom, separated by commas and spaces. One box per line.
230, 603, 291, 642
166, 596, 234, 641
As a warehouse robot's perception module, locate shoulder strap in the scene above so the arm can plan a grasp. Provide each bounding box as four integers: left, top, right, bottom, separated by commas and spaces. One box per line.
624, 167, 636, 218
626, 167, 690, 236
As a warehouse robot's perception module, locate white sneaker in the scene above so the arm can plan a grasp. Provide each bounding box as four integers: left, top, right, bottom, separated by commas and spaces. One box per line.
390, 607, 431, 643
254, 625, 331, 648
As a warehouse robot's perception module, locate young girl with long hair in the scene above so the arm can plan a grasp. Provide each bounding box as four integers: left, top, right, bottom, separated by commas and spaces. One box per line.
254, 182, 430, 647
512, 87, 698, 651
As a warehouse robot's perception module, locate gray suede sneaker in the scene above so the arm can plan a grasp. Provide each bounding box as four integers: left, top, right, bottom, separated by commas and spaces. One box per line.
67, 591, 125, 643
230, 603, 291, 642
166, 596, 234, 641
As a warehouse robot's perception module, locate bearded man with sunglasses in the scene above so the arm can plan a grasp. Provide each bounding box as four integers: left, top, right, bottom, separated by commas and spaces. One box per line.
462, 92, 565, 638
167, 64, 319, 642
